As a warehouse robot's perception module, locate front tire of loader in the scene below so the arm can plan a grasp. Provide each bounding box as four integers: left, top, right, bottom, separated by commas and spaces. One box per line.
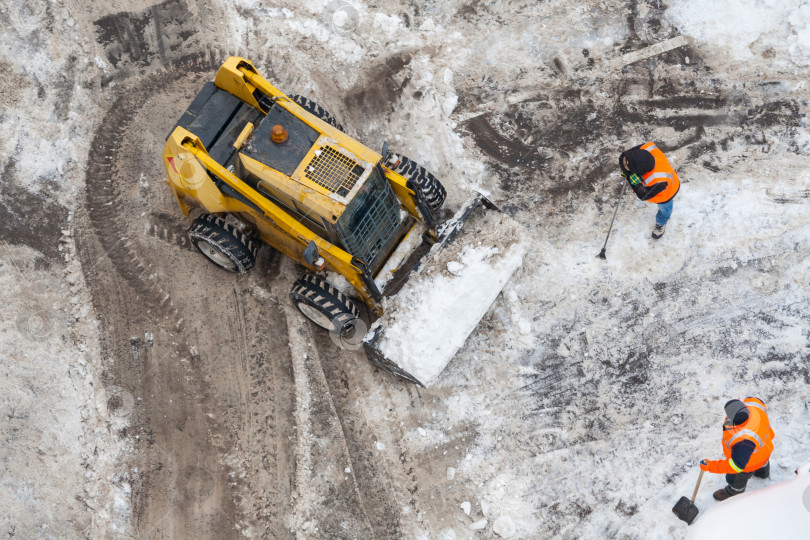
189, 214, 257, 274
384, 153, 446, 211
288, 94, 345, 132
290, 274, 360, 338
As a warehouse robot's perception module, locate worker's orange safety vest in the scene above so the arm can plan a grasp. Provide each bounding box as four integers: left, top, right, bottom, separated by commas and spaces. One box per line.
639, 142, 680, 203
722, 397, 774, 473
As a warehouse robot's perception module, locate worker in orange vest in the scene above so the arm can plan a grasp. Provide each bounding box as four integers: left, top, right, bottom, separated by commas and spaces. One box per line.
700, 398, 775, 501
619, 142, 680, 239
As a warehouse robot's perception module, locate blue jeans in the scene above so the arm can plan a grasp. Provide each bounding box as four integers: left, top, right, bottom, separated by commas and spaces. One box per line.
655, 200, 673, 226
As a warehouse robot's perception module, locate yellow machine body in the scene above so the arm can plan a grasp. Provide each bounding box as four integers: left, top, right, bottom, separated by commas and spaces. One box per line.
162, 57, 425, 313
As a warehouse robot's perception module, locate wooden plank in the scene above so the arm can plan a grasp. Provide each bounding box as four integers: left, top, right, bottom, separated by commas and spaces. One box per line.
616, 35, 691, 67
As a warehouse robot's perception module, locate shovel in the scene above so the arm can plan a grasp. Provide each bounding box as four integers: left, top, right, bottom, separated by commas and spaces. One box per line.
672, 466, 705, 525
596, 181, 627, 260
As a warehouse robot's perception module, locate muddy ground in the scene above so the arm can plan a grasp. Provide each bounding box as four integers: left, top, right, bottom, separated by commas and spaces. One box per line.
2, 0, 809, 539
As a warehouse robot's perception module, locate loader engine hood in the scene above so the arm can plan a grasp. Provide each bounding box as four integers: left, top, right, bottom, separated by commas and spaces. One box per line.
301, 143, 366, 198
241, 104, 321, 177
240, 103, 376, 207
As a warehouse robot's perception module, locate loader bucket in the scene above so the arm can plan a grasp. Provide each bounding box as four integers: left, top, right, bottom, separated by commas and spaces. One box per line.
363, 193, 526, 386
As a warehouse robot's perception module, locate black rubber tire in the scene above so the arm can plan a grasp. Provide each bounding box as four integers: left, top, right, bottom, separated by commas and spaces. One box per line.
384, 153, 446, 211
188, 214, 257, 274
288, 94, 344, 132
289, 274, 359, 334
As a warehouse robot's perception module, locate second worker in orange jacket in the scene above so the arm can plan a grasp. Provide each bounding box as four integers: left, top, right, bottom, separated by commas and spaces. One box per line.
700, 397, 774, 501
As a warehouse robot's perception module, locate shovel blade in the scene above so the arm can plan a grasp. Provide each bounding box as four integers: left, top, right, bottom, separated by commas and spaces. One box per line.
672, 496, 699, 525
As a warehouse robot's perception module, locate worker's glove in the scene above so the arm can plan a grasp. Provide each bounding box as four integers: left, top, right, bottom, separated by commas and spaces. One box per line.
625, 172, 644, 186
699, 459, 725, 473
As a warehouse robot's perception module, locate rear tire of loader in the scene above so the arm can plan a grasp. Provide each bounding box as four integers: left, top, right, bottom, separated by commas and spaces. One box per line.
288, 95, 345, 132
189, 214, 257, 274
384, 153, 446, 211
290, 274, 360, 338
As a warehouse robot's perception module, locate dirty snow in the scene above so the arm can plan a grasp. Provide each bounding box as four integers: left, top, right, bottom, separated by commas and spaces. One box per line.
2, 0, 810, 538
1, 2, 129, 538
0, 242, 129, 538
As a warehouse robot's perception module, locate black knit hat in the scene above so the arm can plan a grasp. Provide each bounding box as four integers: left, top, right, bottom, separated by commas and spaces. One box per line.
724, 399, 750, 426
623, 148, 655, 175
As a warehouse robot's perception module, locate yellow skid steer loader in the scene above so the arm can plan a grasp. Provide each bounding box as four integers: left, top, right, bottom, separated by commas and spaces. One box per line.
162, 57, 524, 386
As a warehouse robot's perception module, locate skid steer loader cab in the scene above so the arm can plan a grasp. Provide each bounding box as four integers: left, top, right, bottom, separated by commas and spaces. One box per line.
163, 70, 421, 303
162, 57, 524, 386
336, 166, 410, 273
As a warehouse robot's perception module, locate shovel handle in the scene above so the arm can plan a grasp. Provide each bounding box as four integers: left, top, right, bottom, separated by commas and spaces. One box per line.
691, 469, 705, 503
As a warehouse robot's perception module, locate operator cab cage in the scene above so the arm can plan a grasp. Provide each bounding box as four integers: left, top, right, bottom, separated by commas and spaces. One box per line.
166, 75, 414, 277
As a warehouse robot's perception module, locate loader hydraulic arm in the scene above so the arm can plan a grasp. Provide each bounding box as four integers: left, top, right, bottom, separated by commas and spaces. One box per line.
214, 56, 290, 114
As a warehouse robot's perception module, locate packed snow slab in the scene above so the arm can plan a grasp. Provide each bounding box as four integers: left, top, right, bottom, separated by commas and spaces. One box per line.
364, 195, 526, 386
687, 462, 810, 539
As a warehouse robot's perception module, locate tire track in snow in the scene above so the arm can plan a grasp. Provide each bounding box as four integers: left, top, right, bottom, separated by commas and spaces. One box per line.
281, 267, 377, 538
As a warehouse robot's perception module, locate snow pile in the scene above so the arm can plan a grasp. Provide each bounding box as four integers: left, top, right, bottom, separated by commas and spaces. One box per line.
382, 242, 522, 385
386, 52, 488, 207
369, 206, 525, 386
667, 0, 810, 68
687, 463, 810, 539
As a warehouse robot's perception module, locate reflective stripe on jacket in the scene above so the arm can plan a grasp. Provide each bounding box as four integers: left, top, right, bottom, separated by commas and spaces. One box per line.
640, 142, 680, 203
722, 397, 775, 473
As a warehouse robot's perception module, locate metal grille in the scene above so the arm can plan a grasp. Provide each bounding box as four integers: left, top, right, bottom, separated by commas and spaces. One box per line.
341, 189, 399, 266
304, 146, 363, 196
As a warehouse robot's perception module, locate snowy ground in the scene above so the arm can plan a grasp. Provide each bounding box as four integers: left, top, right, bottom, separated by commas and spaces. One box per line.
2, 0, 810, 538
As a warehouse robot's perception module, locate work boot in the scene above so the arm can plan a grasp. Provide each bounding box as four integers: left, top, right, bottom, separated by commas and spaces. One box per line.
713, 487, 743, 501
754, 463, 770, 479
652, 224, 665, 239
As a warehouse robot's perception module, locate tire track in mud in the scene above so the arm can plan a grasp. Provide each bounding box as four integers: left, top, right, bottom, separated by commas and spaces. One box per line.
79, 45, 408, 538
313, 333, 410, 537
218, 275, 296, 538
78, 50, 235, 538
82, 50, 217, 308
312, 328, 476, 539
77, 50, 298, 538
282, 296, 383, 538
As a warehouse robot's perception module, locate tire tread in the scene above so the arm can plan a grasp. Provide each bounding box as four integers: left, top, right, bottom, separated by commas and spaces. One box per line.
288, 94, 344, 132
290, 274, 359, 331
188, 214, 257, 273
385, 153, 446, 210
